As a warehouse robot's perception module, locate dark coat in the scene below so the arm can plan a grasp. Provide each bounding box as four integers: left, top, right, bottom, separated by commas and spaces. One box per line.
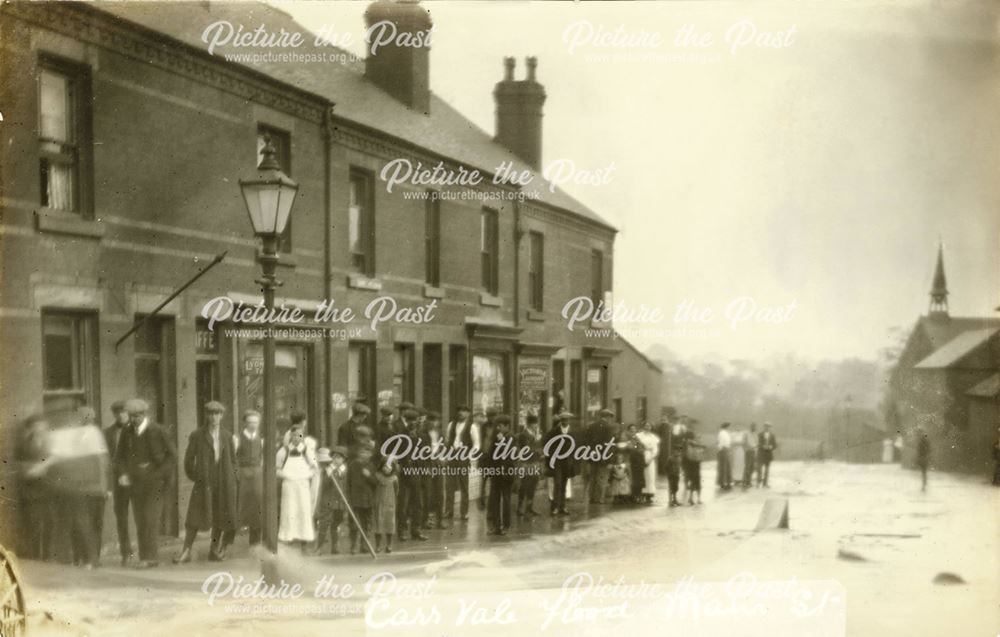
316, 464, 348, 513
758, 432, 778, 463
542, 425, 577, 478
345, 459, 377, 508
117, 420, 175, 493
183, 426, 239, 532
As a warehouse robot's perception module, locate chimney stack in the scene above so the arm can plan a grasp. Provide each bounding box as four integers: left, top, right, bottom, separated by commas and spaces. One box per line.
493, 56, 547, 170
364, 0, 432, 114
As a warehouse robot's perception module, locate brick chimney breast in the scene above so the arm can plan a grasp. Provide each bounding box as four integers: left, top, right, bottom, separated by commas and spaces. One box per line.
364, 0, 432, 114
493, 56, 547, 170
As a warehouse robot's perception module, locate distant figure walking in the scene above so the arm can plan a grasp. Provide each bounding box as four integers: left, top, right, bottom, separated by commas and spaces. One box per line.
881, 438, 894, 464
757, 423, 778, 487
731, 427, 746, 488
716, 423, 732, 490
916, 427, 931, 492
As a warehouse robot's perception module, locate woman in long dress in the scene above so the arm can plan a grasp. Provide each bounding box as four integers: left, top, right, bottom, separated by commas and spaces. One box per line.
277, 424, 317, 548
731, 428, 746, 488
636, 422, 660, 504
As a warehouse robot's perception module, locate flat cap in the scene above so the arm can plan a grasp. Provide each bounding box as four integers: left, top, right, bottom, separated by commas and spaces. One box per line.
205, 401, 226, 414
494, 414, 511, 425
352, 403, 372, 415
557, 411, 576, 420
124, 398, 149, 414
598, 408, 615, 418
110, 400, 127, 413
401, 408, 420, 420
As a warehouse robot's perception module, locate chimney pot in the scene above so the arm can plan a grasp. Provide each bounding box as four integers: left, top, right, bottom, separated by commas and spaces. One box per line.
364, 0, 432, 113
493, 57, 546, 170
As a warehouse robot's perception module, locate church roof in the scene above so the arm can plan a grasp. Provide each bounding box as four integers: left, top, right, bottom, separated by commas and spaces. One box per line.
87, 1, 617, 232
914, 327, 999, 369
916, 315, 1000, 351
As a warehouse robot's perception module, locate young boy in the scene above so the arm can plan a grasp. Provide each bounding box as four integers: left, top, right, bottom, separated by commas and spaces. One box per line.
345, 443, 376, 554
314, 446, 348, 554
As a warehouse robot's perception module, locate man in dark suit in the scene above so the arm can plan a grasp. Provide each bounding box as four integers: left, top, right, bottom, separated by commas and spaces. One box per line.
586, 409, 617, 504
544, 412, 578, 516
338, 402, 372, 452
757, 422, 778, 488
174, 401, 239, 563
395, 409, 428, 541
117, 398, 175, 568
485, 415, 515, 535
443, 405, 479, 521
104, 400, 133, 566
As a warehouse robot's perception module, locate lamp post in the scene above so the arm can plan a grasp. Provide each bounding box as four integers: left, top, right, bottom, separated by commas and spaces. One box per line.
240, 138, 298, 554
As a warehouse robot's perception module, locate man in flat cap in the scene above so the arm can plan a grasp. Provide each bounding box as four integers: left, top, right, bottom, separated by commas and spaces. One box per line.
117, 398, 175, 567
443, 405, 479, 522
586, 409, 617, 505
543, 411, 578, 516
174, 401, 238, 563
395, 408, 428, 541
337, 402, 372, 451
104, 400, 134, 565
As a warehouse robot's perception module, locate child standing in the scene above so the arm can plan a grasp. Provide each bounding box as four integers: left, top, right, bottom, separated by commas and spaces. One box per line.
345, 444, 376, 555
372, 460, 399, 553
313, 446, 348, 554
277, 424, 317, 550
608, 451, 631, 505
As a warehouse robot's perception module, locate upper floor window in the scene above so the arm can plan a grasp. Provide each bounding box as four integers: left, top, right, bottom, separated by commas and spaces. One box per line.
481, 208, 499, 295
349, 169, 375, 276
425, 194, 441, 286
38, 60, 90, 215
528, 231, 544, 312
590, 248, 604, 305
257, 126, 292, 253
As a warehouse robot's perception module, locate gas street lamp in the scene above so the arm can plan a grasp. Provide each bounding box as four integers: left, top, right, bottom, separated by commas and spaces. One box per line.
239, 137, 298, 554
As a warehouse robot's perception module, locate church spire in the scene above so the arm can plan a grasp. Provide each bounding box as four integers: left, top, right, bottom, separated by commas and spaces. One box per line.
929, 240, 949, 317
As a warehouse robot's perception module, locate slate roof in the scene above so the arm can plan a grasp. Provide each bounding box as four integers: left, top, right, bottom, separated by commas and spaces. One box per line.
914, 327, 999, 369
89, 1, 617, 231
916, 315, 1000, 351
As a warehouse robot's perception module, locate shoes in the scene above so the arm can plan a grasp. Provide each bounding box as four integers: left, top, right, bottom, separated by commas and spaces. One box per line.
136, 560, 159, 569
173, 548, 192, 564
120, 556, 133, 568
460, 515, 469, 522
385, 546, 393, 554
411, 533, 428, 541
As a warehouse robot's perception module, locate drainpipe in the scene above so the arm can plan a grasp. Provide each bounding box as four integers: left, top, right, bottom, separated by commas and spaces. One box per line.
323, 103, 335, 445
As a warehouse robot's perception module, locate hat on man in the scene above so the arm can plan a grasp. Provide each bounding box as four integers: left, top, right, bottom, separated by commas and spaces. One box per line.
205, 401, 226, 414
401, 408, 420, 420
330, 445, 348, 459
352, 403, 372, 416
558, 411, 576, 420
598, 408, 615, 418
110, 400, 126, 414
124, 398, 149, 415
494, 414, 511, 425
379, 407, 394, 417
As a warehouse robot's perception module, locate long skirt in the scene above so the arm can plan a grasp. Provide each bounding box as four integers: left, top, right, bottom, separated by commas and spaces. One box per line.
278, 478, 315, 542
642, 461, 657, 495
732, 446, 745, 482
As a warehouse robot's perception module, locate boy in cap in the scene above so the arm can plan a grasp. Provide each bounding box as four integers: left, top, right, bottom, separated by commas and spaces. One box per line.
314, 446, 348, 554
104, 400, 134, 565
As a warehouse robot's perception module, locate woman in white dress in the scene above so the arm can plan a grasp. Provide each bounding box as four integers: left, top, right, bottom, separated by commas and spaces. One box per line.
731, 428, 746, 487
636, 422, 661, 504
277, 424, 317, 548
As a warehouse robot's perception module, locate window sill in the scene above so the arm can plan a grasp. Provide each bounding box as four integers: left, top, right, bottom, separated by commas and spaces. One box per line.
479, 292, 503, 307
257, 248, 297, 269
347, 273, 382, 291
527, 310, 545, 322
423, 284, 445, 299
35, 209, 104, 239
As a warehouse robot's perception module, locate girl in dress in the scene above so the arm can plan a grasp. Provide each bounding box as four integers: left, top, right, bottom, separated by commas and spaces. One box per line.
372, 459, 399, 553
731, 427, 746, 489
608, 451, 631, 505
276, 424, 317, 550
636, 422, 661, 504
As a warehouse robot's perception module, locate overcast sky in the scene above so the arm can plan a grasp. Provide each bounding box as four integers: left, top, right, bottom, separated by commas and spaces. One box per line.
277, 0, 1000, 364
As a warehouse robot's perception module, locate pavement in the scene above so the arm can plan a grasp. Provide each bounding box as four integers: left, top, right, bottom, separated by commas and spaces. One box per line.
14, 461, 1000, 637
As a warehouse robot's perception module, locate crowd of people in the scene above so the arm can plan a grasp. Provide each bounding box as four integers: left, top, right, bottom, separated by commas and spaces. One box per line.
13, 398, 766, 568
712, 421, 778, 492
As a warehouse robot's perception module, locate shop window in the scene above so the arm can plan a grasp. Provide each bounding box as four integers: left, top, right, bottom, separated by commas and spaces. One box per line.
473, 353, 507, 413
41, 311, 99, 413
